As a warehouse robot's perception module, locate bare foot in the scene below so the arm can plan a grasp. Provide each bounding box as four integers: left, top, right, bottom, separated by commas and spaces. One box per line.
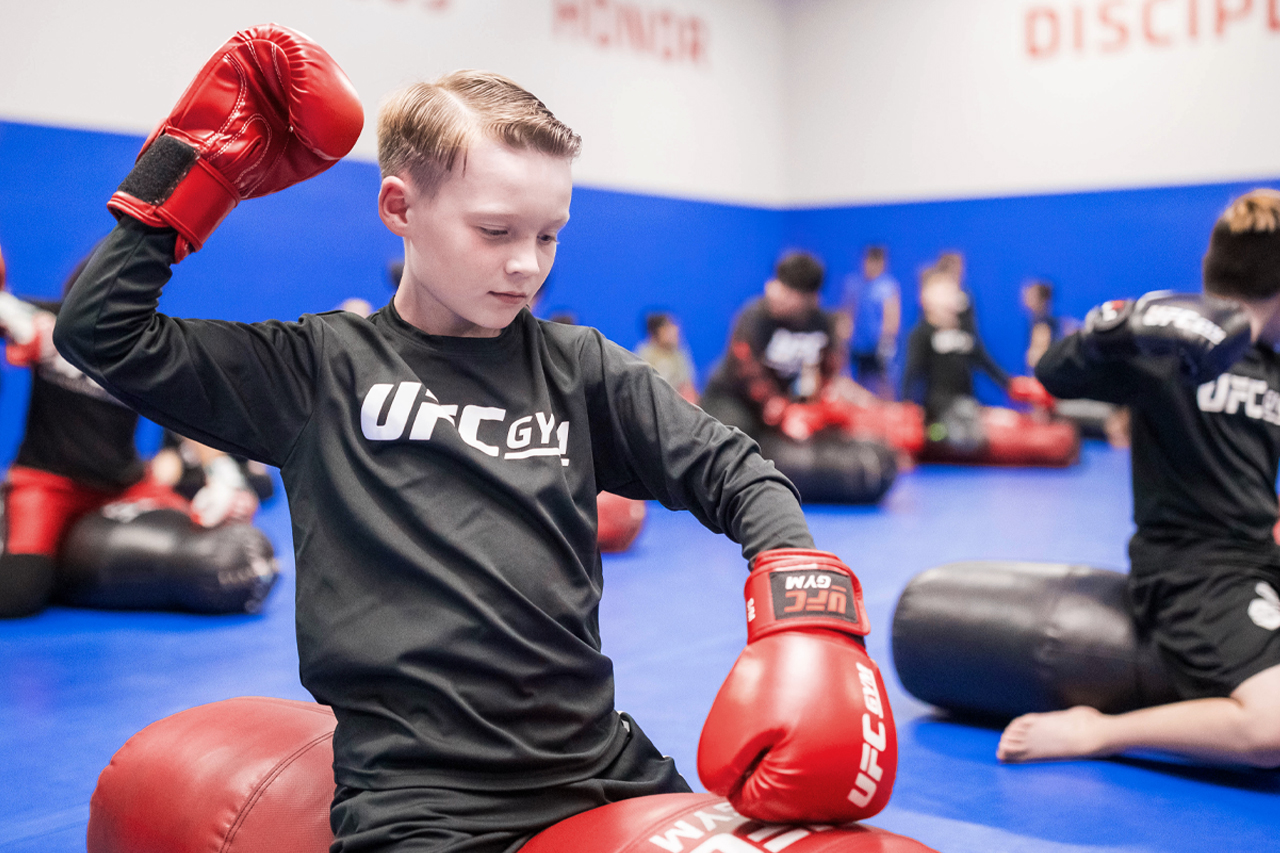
996, 706, 1110, 763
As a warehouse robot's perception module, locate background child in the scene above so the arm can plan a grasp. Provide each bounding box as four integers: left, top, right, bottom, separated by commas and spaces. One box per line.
635, 311, 698, 403
999, 189, 1280, 767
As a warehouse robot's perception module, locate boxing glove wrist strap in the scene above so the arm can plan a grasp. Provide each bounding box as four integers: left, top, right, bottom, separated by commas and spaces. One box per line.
744, 548, 869, 643
108, 134, 239, 261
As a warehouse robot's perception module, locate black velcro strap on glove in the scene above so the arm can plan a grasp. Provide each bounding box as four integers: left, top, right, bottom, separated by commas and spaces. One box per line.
115, 134, 199, 206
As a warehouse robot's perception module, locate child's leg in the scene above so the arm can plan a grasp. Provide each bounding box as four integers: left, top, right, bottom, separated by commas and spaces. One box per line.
0, 466, 105, 617
997, 663, 1280, 766
331, 714, 688, 852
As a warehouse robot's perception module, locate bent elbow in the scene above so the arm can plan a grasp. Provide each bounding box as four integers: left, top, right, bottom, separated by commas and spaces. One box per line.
51, 310, 94, 374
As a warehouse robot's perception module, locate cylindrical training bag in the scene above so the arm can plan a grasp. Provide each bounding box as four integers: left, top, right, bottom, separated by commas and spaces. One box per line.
891, 561, 1179, 718
58, 504, 279, 614
757, 433, 897, 504
88, 697, 336, 853
597, 491, 647, 553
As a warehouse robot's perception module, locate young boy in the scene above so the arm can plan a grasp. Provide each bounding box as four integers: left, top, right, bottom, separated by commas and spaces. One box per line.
635, 312, 698, 403
901, 267, 1010, 428
700, 251, 843, 438
839, 245, 901, 399
1021, 279, 1059, 370
52, 26, 893, 851
998, 189, 1280, 768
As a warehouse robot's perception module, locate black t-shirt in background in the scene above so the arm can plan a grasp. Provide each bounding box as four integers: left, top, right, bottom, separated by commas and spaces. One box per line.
703, 297, 838, 408
901, 320, 1010, 421
12, 299, 144, 490
1037, 332, 1280, 564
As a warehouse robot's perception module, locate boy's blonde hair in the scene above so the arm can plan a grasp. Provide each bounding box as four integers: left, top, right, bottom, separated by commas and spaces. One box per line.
377, 71, 582, 196
1203, 189, 1280, 301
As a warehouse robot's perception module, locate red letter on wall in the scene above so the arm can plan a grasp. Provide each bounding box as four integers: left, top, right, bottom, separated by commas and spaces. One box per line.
1142, 0, 1174, 44
1098, 0, 1131, 51
1216, 0, 1254, 34
1027, 7, 1061, 57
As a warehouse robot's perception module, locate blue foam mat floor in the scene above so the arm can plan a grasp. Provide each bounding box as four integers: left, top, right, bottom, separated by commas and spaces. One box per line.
2, 441, 1277, 852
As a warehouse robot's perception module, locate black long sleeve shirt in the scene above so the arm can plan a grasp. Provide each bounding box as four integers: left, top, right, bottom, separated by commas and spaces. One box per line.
54, 218, 814, 791
703, 298, 840, 411
901, 320, 1010, 420
1036, 332, 1280, 560
11, 300, 145, 490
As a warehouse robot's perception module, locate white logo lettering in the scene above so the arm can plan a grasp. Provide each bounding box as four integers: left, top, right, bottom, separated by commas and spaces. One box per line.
1248, 582, 1280, 631
648, 820, 704, 852
536, 411, 557, 443
846, 661, 887, 809
762, 329, 829, 379
409, 389, 457, 440
1197, 373, 1280, 425
931, 328, 974, 355
784, 574, 832, 590
1140, 304, 1227, 345
361, 382, 422, 440
359, 384, 571, 464
507, 415, 534, 449
458, 406, 507, 457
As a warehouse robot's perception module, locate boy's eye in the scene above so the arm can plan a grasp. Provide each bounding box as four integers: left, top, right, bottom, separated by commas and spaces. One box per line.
479, 228, 507, 238
539, 233, 559, 244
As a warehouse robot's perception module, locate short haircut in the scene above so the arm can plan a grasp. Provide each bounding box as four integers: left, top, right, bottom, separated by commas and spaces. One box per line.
775, 251, 825, 294
645, 312, 673, 339
377, 71, 582, 196
918, 265, 954, 294
1025, 280, 1053, 303
865, 245, 886, 263
1203, 189, 1280, 300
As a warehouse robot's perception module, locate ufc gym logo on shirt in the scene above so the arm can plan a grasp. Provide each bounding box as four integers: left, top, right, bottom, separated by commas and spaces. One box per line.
762, 329, 828, 378
1196, 374, 1280, 425
360, 382, 570, 466
931, 328, 974, 355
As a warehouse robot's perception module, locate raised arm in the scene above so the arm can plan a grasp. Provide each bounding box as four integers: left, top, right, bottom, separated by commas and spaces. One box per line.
1037, 292, 1250, 404
53, 25, 364, 465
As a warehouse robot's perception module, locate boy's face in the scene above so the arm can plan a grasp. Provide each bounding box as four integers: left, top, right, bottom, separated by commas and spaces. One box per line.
921, 277, 962, 328
655, 321, 680, 349
380, 136, 572, 337
1021, 287, 1044, 314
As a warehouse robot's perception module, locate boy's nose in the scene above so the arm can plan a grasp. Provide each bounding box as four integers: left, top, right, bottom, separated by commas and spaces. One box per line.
505, 241, 541, 277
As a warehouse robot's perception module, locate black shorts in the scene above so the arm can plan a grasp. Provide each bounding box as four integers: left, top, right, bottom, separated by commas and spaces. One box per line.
851, 352, 886, 382
1129, 534, 1280, 700
329, 713, 691, 853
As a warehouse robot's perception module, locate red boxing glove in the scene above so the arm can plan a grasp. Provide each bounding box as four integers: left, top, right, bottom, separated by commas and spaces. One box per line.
698, 548, 896, 824
108, 24, 364, 261
777, 401, 829, 441
1008, 375, 1056, 411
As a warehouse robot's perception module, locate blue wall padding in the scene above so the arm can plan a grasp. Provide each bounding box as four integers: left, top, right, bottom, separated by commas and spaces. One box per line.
1, 118, 1277, 466
790, 181, 1279, 401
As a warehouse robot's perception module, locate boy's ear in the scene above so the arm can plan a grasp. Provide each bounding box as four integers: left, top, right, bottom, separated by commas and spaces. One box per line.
378, 176, 412, 237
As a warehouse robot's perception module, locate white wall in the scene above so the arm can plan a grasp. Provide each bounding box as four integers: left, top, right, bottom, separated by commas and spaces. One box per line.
0, 0, 789, 206
5, 0, 1277, 208
781, 0, 1280, 206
